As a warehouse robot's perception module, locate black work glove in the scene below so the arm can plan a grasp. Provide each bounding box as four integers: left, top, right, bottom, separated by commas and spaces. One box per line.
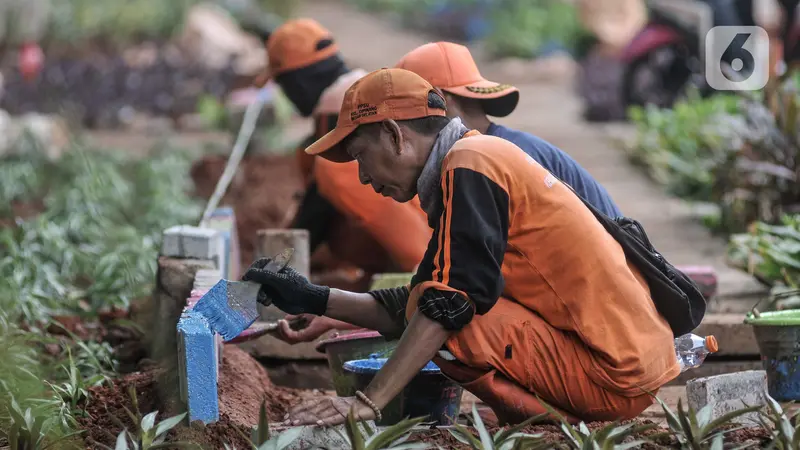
242, 258, 330, 315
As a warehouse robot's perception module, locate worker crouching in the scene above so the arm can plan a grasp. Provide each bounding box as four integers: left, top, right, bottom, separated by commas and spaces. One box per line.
242, 68, 680, 426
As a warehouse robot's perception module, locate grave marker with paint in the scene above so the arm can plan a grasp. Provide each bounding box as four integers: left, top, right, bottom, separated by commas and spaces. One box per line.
177, 310, 220, 424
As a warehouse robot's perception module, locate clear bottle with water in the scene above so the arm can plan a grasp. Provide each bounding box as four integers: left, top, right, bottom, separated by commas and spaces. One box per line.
675, 334, 718, 372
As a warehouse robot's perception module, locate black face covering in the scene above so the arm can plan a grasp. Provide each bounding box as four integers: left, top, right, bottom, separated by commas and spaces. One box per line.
275, 55, 349, 117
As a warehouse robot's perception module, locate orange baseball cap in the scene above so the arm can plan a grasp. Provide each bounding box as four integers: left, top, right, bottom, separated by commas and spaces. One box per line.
305, 68, 447, 162
253, 19, 339, 87
395, 42, 519, 117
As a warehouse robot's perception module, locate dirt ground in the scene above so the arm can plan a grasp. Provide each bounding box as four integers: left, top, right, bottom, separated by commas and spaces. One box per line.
78, 343, 328, 449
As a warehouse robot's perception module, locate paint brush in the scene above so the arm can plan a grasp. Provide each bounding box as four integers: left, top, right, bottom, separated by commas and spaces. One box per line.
192, 248, 294, 341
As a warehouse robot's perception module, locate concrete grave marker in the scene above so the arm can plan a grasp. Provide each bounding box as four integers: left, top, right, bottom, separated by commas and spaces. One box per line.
177, 310, 220, 424
686, 370, 768, 425
162, 225, 226, 272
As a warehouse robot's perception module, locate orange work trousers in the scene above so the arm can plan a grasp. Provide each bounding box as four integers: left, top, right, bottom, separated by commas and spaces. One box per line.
436, 297, 656, 425
313, 157, 431, 272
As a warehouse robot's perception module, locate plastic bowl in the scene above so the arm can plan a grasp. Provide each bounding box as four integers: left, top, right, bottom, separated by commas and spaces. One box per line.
316, 330, 398, 396
343, 357, 463, 426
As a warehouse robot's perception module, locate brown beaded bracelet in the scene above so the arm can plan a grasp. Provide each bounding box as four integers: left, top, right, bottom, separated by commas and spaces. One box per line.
355, 390, 382, 421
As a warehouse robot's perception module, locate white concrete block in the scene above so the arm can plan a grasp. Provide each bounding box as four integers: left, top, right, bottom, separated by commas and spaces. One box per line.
162, 225, 226, 269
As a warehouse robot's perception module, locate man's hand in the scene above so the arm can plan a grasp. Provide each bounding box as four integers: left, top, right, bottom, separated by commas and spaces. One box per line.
280, 396, 375, 427
276, 314, 338, 344
242, 258, 330, 315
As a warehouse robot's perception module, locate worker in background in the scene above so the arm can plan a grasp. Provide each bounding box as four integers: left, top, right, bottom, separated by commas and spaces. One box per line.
0, 0, 49, 84
273, 42, 623, 345
396, 41, 622, 218
243, 68, 679, 425
253, 18, 432, 285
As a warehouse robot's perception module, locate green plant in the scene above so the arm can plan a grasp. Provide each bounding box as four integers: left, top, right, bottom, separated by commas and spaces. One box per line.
759, 395, 800, 449
342, 408, 430, 450
485, 0, 587, 59
626, 92, 743, 203
0, 395, 84, 450
227, 397, 304, 450
727, 214, 800, 289
449, 403, 548, 450
97, 387, 198, 450
654, 396, 761, 449
556, 421, 655, 450
46, 350, 105, 414
0, 313, 82, 447
0, 142, 202, 323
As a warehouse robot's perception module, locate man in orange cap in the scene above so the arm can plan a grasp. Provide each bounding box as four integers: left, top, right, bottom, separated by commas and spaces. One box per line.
273, 41, 624, 345
255, 19, 432, 300
243, 68, 679, 426
396, 41, 621, 218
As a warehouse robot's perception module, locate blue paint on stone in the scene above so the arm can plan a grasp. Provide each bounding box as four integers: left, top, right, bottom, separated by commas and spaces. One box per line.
343, 358, 440, 375
177, 311, 219, 423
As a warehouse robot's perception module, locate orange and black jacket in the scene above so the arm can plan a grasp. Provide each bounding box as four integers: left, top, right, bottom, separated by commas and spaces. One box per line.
369, 130, 505, 333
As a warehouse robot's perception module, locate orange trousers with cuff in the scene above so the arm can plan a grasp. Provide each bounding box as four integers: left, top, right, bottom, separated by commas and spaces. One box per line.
311, 156, 431, 273
434, 297, 657, 425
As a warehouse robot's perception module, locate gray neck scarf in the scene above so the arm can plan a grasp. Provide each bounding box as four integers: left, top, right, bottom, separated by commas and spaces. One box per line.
416, 117, 469, 222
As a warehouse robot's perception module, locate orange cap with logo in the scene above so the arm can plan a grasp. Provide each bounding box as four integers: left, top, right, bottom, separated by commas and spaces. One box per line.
395, 42, 519, 117
305, 68, 447, 162
253, 18, 339, 87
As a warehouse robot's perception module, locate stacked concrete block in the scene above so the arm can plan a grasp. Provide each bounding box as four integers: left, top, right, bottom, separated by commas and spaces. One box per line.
162, 224, 226, 425
205, 207, 242, 279
162, 225, 226, 275
177, 311, 220, 424
686, 370, 768, 426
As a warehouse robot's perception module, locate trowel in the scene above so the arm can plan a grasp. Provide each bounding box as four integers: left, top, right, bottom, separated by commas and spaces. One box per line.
193, 248, 297, 341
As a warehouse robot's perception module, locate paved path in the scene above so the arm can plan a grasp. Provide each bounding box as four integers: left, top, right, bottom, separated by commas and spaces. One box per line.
297, 0, 765, 309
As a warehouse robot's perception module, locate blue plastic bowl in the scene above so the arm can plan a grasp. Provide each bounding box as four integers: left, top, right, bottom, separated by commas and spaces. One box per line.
343, 356, 462, 426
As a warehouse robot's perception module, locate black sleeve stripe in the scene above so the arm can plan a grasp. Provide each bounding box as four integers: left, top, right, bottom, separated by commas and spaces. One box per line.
445, 168, 509, 314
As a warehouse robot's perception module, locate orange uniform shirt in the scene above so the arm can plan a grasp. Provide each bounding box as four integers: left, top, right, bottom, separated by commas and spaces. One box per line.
406, 133, 679, 395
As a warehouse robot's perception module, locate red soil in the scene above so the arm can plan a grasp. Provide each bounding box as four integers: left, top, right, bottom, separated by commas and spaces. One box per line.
78, 346, 328, 449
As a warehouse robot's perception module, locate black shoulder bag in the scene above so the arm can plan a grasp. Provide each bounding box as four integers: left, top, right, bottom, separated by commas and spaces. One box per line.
563, 183, 706, 336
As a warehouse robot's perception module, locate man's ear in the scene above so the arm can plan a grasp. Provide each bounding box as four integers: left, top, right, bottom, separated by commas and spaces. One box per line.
381, 119, 403, 155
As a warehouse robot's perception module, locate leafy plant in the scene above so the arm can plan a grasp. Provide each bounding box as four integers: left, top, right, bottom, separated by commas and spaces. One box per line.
626, 92, 744, 203
555, 421, 655, 450
227, 397, 303, 450
46, 350, 105, 414
0, 395, 84, 450
449, 403, 548, 450
97, 387, 198, 450
0, 313, 83, 448
653, 396, 761, 449
0, 142, 202, 323
759, 395, 800, 449
342, 408, 430, 450
727, 214, 800, 289
485, 0, 588, 59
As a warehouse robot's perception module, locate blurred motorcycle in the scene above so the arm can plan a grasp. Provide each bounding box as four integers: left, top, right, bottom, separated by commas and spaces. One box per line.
620, 0, 780, 108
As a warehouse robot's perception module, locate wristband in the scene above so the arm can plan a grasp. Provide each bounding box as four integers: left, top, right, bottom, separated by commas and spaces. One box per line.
355, 390, 382, 422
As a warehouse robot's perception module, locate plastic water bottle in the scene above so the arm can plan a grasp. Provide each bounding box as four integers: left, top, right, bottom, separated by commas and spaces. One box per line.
675, 334, 718, 372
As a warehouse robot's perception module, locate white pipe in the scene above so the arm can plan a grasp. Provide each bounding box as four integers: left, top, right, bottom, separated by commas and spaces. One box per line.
199, 86, 271, 228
